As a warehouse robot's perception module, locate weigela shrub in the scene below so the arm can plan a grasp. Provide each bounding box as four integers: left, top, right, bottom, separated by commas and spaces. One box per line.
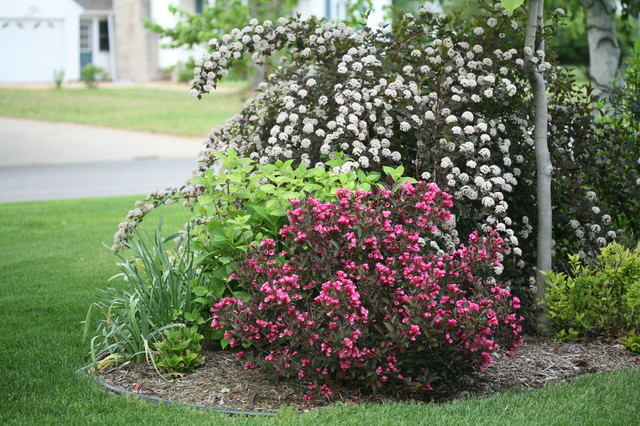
212, 182, 523, 398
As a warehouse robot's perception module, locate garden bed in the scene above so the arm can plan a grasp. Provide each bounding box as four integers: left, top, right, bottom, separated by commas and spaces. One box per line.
97, 336, 640, 413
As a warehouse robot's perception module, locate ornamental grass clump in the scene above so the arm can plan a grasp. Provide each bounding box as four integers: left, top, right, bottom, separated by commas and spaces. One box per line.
84, 221, 205, 369
212, 182, 523, 400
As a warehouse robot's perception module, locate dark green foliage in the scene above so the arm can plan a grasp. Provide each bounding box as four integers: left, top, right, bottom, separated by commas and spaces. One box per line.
591, 41, 640, 238
552, 24, 589, 67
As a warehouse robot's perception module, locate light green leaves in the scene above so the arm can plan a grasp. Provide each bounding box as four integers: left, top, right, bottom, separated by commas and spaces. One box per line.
382, 165, 417, 184
500, 0, 526, 14
186, 150, 416, 344
543, 242, 640, 348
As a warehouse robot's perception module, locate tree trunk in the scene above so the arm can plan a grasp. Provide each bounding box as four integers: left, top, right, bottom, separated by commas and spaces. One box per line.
579, 0, 623, 98
525, 0, 553, 332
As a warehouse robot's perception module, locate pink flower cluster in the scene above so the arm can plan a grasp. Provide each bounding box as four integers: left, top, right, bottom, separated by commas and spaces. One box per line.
211, 182, 523, 400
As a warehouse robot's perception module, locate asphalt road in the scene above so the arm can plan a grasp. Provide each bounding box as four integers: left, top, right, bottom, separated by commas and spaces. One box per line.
0, 117, 205, 203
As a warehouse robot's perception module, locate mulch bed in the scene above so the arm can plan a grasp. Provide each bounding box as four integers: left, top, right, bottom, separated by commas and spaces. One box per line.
97, 336, 640, 413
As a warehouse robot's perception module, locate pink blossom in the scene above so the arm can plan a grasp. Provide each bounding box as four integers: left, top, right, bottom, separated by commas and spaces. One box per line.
213, 181, 522, 397
320, 384, 333, 395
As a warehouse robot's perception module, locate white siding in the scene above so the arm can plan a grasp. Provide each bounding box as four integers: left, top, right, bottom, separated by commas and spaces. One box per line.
294, 0, 326, 19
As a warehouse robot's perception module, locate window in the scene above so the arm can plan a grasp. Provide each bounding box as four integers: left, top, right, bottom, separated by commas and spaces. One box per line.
195, 0, 204, 14
80, 20, 91, 52
99, 20, 109, 51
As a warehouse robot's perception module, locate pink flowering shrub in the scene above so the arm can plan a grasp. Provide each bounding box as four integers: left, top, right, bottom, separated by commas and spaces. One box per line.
212, 182, 523, 398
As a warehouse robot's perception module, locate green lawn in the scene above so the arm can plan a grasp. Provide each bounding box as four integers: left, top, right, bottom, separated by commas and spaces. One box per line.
0, 84, 245, 137
562, 64, 590, 86
0, 197, 638, 424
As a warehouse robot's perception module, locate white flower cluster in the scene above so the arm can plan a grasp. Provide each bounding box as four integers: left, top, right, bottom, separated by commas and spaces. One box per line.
186, 11, 540, 279
112, 186, 183, 250
555, 187, 617, 258
115, 8, 620, 294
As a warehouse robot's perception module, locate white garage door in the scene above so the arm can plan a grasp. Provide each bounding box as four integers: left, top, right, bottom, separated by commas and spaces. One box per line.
0, 19, 65, 83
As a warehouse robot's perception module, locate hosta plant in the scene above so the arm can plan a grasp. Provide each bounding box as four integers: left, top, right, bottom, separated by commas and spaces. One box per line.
154, 326, 205, 377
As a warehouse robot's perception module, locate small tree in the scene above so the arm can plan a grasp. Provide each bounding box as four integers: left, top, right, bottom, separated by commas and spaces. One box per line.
500, 0, 551, 330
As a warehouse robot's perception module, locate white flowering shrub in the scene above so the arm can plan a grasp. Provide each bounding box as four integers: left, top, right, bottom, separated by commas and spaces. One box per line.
115, 2, 637, 314
188, 5, 593, 289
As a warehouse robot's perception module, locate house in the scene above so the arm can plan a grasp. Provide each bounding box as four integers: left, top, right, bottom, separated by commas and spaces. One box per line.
0, 0, 392, 84
0, 0, 160, 83
1, 0, 84, 83
0, 0, 115, 83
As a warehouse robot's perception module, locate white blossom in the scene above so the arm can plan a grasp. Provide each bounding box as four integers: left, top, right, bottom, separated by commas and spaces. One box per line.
440, 157, 453, 168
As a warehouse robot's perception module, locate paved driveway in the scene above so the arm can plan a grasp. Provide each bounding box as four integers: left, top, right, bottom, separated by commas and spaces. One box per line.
0, 117, 204, 203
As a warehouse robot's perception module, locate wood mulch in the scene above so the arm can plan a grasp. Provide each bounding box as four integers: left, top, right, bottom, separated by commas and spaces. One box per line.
96, 336, 640, 414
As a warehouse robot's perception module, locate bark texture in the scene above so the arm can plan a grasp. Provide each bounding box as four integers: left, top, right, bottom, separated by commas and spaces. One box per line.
525, 0, 552, 332
579, 0, 623, 98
